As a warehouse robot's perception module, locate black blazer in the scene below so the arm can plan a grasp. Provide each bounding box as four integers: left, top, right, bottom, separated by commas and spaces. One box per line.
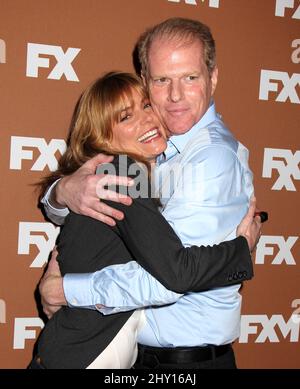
37, 156, 253, 369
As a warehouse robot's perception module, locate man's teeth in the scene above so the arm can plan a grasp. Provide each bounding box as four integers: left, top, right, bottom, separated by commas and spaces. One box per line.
138, 129, 158, 142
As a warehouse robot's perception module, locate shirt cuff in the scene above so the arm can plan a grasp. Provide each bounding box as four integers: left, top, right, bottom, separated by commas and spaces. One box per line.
41, 178, 69, 217
96, 306, 124, 315
63, 273, 97, 309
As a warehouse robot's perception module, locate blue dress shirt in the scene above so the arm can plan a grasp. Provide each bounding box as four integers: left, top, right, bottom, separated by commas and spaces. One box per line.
64, 102, 254, 347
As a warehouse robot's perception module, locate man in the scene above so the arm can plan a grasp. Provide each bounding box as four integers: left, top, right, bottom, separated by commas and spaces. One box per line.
40, 18, 261, 368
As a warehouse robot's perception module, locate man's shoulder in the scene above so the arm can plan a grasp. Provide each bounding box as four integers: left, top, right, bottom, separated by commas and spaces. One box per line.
181, 123, 239, 162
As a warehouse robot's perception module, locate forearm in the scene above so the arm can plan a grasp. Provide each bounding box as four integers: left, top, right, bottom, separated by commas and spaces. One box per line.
63, 261, 182, 314
110, 199, 253, 293
63, 235, 252, 313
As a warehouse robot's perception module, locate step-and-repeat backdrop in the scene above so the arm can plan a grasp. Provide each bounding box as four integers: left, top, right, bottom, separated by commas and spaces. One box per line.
0, 0, 299, 369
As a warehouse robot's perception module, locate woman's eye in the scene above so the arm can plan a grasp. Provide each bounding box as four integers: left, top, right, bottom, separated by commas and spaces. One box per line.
144, 102, 152, 109
154, 78, 167, 84
120, 114, 130, 122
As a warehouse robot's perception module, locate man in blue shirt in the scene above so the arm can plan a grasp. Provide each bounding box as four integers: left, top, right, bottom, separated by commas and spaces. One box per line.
40, 18, 260, 368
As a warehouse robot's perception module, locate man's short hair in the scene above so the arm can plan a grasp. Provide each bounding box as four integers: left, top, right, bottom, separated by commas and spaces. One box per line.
137, 17, 216, 79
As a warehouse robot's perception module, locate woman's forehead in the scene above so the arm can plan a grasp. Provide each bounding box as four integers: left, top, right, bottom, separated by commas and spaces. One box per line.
119, 88, 147, 108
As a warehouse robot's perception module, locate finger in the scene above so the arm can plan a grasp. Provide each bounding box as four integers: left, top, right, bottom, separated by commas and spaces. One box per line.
81, 154, 114, 173
96, 201, 125, 220
46, 251, 61, 270
85, 209, 117, 226
254, 216, 262, 225
41, 301, 51, 317
88, 199, 126, 220
52, 246, 58, 256
97, 174, 134, 188
50, 249, 58, 262
98, 189, 132, 205
254, 211, 268, 223
43, 309, 51, 319
248, 196, 256, 218
108, 175, 134, 187
241, 197, 256, 227
46, 257, 61, 276
43, 305, 58, 319
81, 199, 126, 225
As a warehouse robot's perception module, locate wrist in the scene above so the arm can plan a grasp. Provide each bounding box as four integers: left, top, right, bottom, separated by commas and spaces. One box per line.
240, 234, 253, 253
54, 177, 68, 208
41, 276, 67, 306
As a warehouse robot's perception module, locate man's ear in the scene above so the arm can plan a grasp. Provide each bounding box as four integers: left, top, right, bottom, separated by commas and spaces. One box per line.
210, 66, 218, 96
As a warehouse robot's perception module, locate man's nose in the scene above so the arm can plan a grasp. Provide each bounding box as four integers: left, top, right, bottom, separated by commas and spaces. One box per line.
169, 80, 183, 103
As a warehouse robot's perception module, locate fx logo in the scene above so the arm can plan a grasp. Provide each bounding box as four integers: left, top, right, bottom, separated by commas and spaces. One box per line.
13, 318, 44, 349
18, 222, 60, 268
262, 148, 300, 191
255, 235, 298, 265
239, 314, 300, 343
0, 299, 6, 324
259, 70, 300, 104
0, 39, 6, 63
10, 136, 66, 171
26, 43, 81, 81
167, 0, 220, 7
275, 0, 300, 19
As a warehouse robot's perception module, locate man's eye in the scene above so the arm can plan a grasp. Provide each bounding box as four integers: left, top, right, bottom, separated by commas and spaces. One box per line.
186, 75, 198, 81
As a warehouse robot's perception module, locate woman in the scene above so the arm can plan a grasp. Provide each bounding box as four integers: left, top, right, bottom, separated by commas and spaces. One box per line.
31, 71, 255, 369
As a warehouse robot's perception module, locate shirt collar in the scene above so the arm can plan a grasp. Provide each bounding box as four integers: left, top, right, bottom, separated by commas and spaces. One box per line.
168, 100, 217, 154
